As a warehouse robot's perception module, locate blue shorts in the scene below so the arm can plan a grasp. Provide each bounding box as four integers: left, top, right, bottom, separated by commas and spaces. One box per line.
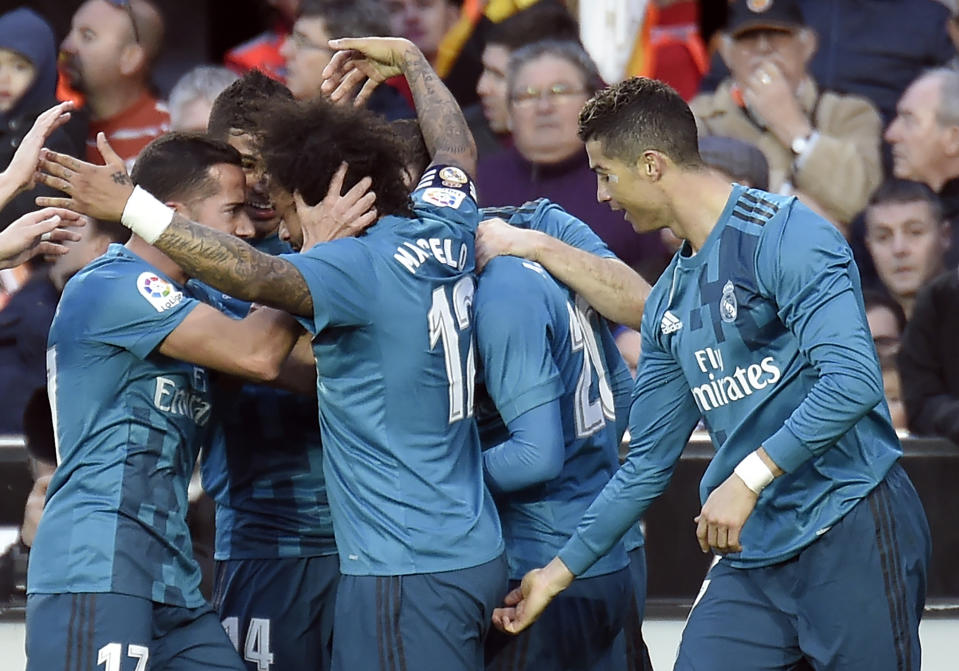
618, 547, 653, 671
212, 555, 339, 671
676, 462, 930, 671
485, 565, 632, 671
332, 554, 507, 671
26, 592, 244, 671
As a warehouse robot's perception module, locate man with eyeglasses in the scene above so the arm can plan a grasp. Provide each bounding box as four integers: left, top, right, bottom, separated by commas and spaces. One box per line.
476, 39, 669, 282
61, 0, 169, 168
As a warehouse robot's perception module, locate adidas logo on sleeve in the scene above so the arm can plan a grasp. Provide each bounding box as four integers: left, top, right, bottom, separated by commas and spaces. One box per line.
661, 310, 683, 334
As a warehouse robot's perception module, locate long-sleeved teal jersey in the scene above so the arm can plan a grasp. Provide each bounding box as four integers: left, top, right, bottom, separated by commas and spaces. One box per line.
559, 186, 901, 574
30, 245, 210, 607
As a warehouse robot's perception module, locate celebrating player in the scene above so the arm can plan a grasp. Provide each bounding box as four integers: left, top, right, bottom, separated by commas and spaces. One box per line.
491, 77, 931, 671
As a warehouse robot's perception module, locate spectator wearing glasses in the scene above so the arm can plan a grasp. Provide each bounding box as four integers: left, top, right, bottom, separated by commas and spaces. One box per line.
864, 179, 950, 320
477, 39, 669, 281
60, 0, 169, 168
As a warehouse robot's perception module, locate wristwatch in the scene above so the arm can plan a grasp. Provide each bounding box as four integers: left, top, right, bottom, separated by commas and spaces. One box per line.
790, 131, 819, 157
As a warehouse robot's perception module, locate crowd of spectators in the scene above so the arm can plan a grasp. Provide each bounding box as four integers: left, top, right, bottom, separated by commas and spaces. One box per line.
3, 0, 959, 605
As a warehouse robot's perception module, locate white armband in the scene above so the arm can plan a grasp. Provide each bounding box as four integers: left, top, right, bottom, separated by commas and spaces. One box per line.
120, 185, 174, 244
734, 451, 775, 495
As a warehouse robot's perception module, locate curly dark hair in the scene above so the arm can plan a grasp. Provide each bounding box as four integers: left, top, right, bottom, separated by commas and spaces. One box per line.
258, 97, 413, 217
207, 69, 294, 140
578, 77, 702, 168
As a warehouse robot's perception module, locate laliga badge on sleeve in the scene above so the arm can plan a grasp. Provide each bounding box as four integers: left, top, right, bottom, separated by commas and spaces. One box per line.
422, 187, 467, 209
137, 272, 184, 312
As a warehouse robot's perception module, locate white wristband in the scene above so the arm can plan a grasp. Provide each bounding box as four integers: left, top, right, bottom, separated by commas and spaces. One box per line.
120, 185, 174, 244
734, 451, 775, 495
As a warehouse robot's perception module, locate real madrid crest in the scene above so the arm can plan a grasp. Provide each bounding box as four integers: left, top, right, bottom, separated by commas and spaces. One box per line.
747, 0, 773, 12
720, 280, 738, 323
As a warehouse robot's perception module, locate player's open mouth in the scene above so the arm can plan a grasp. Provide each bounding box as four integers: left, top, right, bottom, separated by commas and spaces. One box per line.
245, 201, 276, 220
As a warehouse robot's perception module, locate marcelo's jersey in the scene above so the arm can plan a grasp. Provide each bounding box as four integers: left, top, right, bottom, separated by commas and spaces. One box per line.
29, 245, 211, 607
192, 235, 336, 560
560, 186, 901, 575
475, 255, 632, 579
283, 165, 503, 576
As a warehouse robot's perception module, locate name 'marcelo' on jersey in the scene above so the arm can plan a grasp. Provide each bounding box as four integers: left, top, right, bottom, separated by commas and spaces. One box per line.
475, 254, 633, 580
282, 165, 503, 576
30, 245, 212, 607
559, 186, 902, 575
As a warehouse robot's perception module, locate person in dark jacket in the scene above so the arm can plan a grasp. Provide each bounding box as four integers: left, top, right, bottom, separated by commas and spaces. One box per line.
0, 8, 83, 230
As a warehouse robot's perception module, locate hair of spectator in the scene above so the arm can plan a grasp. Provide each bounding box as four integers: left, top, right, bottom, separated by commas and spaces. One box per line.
866, 178, 944, 224
258, 97, 413, 217
128, 0, 165, 65
392, 119, 430, 180
22, 389, 56, 466
578, 77, 703, 168
168, 66, 239, 130
207, 70, 294, 141
862, 288, 907, 336
131, 132, 243, 204
507, 40, 604, 102
486, 1, 580, 50
298, 0, 391, 37
926, 67, 959, 128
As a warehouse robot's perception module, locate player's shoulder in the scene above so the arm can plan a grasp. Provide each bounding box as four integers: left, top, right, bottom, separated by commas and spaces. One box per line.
478, 257, 561, 312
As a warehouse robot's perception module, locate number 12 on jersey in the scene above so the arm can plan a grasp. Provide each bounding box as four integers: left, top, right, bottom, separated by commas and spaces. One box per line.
428, 276, 476, 423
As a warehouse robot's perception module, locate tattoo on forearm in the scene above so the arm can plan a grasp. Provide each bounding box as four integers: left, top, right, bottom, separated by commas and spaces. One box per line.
111, 172, 130, 185
157, 214, 314, 316
401, 50, 474, 166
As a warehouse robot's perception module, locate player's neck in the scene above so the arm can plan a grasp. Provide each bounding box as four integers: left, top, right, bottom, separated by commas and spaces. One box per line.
126, 235, 188, 285
665, 170, 734, 254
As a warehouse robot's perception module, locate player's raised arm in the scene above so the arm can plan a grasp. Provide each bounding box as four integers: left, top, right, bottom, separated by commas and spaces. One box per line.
322, 37, 477, 178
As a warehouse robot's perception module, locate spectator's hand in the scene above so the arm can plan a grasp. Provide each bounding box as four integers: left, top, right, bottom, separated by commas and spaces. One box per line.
34, 132, 134, 223
322, 37, 417, 107
476, 217, 542, 272
694, 471, 759, 554
20, 474, 52, 548
296, 162, 377, 252
1, 101, 74, 199
492, 557, 574, 634
0, 207, 85, 269
742, 62, 812, 148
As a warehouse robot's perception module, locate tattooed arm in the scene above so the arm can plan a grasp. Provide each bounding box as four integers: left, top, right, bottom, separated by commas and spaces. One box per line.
35, 134, 315, 317
323, 37, 477, 177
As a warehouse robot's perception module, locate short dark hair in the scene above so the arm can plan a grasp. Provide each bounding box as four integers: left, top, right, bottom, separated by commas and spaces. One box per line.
487, 1, 580, 50
299, 0, 391, 37
866, 179, 943, 224
578, 77, 702, 167
89, 216, 131, 244
131, 132, 243, 203
207, 69, 294, 140
259, 98, 412, 217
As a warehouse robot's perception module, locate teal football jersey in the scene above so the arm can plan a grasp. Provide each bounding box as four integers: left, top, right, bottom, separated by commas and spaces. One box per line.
30, 245, 211, 607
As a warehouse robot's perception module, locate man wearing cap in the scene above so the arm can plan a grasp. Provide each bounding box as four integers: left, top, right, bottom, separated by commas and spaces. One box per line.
690, 0, 882, 233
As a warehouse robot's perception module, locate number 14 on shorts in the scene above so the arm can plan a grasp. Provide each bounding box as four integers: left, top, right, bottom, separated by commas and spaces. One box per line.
222, 616, 275, 670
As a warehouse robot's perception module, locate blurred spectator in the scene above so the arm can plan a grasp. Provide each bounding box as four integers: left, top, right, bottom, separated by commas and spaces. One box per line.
0, 8, 83, 230
168, 65, 239, 131
225, 0, 301, 82
699, 0, 955, 126
386, 0, 461, 68
885, 68, 959, 267
468, 1, 579, 159
477, 39, 669, 281
864, 179, 950, 319
690, 0, 883, 231
282, 0, 413, 120
0, 216, 128, 435
899, 267, 959, 444
61, 0, 170, 167
864, 289, 908, 431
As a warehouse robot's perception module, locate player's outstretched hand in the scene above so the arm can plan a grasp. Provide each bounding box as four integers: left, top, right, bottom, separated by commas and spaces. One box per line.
34, 132, 134, 223
295, 162, 377, 252
321, 37, 417, 108
0, 100, 74, 201
694, 471, 759, 554
491, 557, 574, 634
0, 207, 86, 269
476, 217, 543, 272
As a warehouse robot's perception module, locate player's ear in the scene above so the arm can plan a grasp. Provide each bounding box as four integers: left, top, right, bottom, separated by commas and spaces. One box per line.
639, 150, 665, 182
166, 200, 188, 217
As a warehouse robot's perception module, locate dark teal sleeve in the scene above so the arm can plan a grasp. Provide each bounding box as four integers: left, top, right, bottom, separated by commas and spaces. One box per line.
482, 400, 565, 495
558, 319, 699, 576
755, 202, 884, 473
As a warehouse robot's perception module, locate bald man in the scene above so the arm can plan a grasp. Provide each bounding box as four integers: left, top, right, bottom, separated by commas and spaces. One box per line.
61, 0, 170, 167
